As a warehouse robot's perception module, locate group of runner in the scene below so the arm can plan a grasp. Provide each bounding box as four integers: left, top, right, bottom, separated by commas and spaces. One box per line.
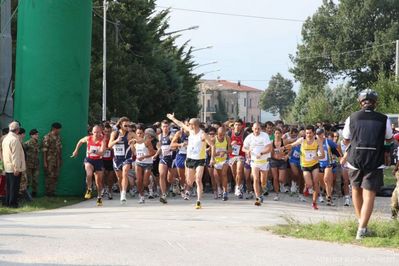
71, 114, 353, 210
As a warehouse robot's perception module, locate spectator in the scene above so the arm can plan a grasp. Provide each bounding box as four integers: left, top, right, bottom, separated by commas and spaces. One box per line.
2, 121, 26, 208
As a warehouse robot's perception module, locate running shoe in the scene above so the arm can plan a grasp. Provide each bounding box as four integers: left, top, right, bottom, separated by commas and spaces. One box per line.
356, 228, 367, 240
148, 189, 154, 199
183, 191, 190, 200
218, 187, 223, 198
222, 192, 228, 201
280, 184, 288, 193
245, 191, 254, 200
308, 187, 314, 194
273, 195, 279, 201
262, 190, 269, 196
344, 196, 350, 207
120, 191, 127, 204
254, 197, 261, 206
260, 195, 264, 203
234, 185, 240, 196
303, 188, 309, 197
213, 191, 218, 200
108, 191, 113, 200
96, 197, 103, 206
139, 196, 145, 204
312, 202, 318, 210
326, 196, 335, 206
290, 182, 298, 194
195, 201, 202, 209
160, 194, 168, 204
100, 188, 106, 198
299, 195, 307, 202
318, 195, 325, 203
238, 192, 243, 199
84, 189, 92, 200
129, 188, 136, 198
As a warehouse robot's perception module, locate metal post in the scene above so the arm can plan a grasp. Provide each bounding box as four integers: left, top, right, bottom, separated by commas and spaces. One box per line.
395, 40, 399, 82
102, 0, 107, 121
203, 89, 207, 123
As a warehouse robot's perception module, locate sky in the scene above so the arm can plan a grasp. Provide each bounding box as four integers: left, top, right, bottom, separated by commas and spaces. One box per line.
155, 0, 323, 91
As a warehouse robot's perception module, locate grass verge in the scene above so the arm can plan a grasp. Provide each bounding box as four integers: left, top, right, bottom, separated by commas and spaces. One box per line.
0, 196, 82, 215
265, 216, 399, 249
384, 166, 397, 187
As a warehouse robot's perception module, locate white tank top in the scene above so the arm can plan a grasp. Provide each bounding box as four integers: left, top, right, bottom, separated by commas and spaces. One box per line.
187, 130, 206, 160
135, 142, 153, 164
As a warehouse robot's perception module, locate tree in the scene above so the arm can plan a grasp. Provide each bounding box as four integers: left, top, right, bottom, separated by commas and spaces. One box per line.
329, 83, 358, 122
290, 0, 399, 89
372, 75, 399, 114
90, 0, 200, 123
259, 73, 296, 120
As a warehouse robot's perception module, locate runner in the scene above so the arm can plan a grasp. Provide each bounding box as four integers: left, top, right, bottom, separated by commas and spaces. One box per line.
206, 127, 219, 199
287, 128, 305, 201
242, 122, 272, 206
102, 123, 115, 200
133, 126, 156, 204
269, 128, 289, 201
212, 126, 231, 201
166, 113, 214, 209
155, 120, 175, 204
171, 125, 189, 199
316, 128, 341, 206
286, 125, 325, 210
227, 119, 248, 199
108, 117, 136, 204
71, 125, 106, 206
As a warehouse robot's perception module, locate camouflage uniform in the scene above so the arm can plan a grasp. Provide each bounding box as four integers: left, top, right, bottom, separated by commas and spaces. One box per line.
24, 138, 40, 195
42, 133, 62, 196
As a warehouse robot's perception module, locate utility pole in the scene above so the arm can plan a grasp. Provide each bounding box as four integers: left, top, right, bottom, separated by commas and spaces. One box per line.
395, 40, 399, 82
0, 0, 13, 127
102, 0, 108, 121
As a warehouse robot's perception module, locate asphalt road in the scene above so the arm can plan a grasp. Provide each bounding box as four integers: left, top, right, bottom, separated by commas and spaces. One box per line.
0, 193, 398, 266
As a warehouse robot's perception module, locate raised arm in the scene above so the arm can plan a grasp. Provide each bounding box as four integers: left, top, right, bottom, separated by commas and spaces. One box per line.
166, 113, 190, 132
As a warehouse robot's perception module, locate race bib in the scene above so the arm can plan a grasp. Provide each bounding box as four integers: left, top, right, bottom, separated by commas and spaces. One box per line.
161, 145, 172, 156
216, 148, 226, 158
232, 144, 241, 156
89, 146, 99, 154
103, 150, 111, 158
114, 144, 125, 156
292, 150, 300, 159
318, 150, 327, 161
189, 145, 200, 156
304, 150, 317, 161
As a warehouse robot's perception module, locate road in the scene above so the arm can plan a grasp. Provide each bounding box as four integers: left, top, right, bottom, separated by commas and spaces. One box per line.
0, 193, 397, 266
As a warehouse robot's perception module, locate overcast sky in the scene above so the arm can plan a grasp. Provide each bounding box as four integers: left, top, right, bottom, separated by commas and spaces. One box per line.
155, 0, 323, 90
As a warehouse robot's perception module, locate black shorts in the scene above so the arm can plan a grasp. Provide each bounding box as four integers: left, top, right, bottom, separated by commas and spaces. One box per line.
84, 157, 103, 172
103, 160, 113, 171
160, 156, 173, 168
319, 165, 333, 173
301, 163, 319, 173
269, 158, 287, 170
185, 158, 206, 169
348, 168, 384, 192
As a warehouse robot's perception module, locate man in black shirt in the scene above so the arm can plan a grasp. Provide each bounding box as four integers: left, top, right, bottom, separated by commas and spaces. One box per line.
342, 89, 393, 240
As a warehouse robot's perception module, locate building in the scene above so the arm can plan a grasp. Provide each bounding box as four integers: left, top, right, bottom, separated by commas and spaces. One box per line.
198, 80, 264, 123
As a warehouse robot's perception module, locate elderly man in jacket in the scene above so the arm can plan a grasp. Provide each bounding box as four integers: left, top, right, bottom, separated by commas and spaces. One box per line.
2, 121, 26, 208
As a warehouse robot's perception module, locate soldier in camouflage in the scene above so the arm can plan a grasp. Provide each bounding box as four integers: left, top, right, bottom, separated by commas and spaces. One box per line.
24, 129, 40, 197
42, 123, 62, 197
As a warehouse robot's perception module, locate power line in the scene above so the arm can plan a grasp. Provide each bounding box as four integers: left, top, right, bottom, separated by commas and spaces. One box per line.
155, 5, 305, 23
298, 41, 396, 60
0, 4, 17, 36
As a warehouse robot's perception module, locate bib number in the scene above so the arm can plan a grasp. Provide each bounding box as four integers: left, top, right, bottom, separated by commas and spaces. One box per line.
114, 144, 125, 156
232, 144, 241, 156
103, 150, 111, 158
305, 151, 316, 161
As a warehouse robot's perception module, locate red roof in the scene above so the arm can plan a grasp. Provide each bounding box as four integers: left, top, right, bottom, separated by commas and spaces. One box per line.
201, 79, 262, 92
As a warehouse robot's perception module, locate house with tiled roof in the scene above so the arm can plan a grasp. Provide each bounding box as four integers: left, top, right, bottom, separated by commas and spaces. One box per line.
198, 79, 264, 123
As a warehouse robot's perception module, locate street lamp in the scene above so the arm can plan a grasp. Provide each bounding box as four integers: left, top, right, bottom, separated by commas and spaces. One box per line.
193, 61, 218, 70
191, 46, 213, 52
164, 25, 199, 35
202, 69, 221, 75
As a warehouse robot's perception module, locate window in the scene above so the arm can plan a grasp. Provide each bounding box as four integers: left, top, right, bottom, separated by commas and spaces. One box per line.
244, 98, 246, 107
251, 115, 254, 122
207, 99, 210, 109
249, 99, 252, 108
231, 104, 234, 113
